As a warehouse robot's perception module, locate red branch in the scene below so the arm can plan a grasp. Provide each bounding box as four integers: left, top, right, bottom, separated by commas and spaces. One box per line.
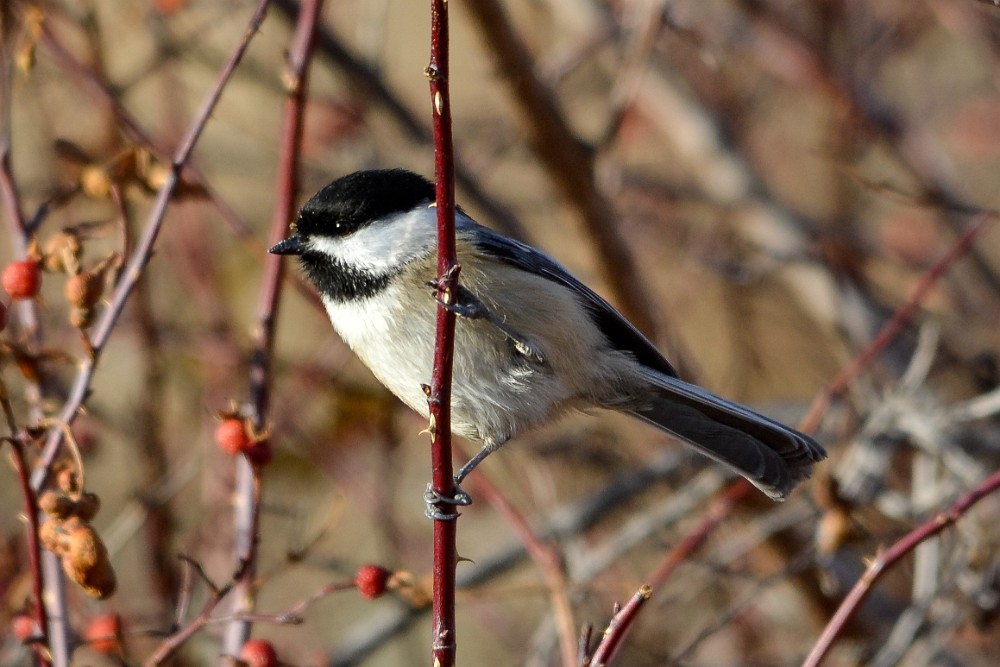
801, 467, 1000, 667
622, 211, 993, 659
5, 436, 50, 667
222, 0, 324, 654
798, 212, 993, 434
427, 0, 460, 664
470, 471, 577, 665
585, 585, 653, 666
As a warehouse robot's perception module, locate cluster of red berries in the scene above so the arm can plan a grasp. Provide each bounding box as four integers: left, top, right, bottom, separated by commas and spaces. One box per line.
215, 416, 272, 466
38, 469, 117, 599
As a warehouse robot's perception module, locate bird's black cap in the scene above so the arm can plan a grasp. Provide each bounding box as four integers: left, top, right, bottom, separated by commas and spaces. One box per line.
294, 169, 435, 239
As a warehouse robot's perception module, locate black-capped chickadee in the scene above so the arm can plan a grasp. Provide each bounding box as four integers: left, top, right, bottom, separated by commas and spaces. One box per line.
270, 169, 826, 511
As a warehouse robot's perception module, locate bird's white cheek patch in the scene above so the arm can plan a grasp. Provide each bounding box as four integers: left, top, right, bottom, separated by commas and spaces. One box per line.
308, 207, 438, 273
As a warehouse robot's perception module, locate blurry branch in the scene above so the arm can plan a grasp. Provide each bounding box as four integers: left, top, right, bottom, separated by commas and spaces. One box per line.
144, 556, 245, 667
568, 467, 725, 583
798, 212, 993, 434
464, 0, 658, 336
12, 3, 270, 659
272, 0, 527, 239
470, 466, 577, 667
801, 467, 1000, 667
29, 0, 272, 487
36, 17, 323, 311
223, 0, 324, 655
604, 211, 993, 638
0, 409, 49, 666
828, 322, 1000, 664
736, 0, 1000, 293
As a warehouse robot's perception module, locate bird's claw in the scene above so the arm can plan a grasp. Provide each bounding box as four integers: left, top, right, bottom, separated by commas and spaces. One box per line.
423, 481, 473, 521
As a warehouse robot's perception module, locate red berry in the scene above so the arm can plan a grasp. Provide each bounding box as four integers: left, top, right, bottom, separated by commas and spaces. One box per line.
215, 418, 251, 456
2, 260, 41, 300
83, 613, 121, 654
355, 564, 392, 599
243, 441, 272, 467
240, 639, 278, 667
11, 613, 34, 641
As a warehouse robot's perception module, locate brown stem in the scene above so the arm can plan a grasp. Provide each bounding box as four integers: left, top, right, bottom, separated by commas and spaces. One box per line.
29, 0, 273, 491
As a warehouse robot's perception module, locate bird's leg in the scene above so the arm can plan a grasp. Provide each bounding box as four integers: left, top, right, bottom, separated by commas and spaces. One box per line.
428, 282, 544, 364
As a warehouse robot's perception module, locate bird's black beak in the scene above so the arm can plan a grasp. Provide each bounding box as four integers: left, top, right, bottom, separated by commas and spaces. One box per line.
269, 235, 306, 256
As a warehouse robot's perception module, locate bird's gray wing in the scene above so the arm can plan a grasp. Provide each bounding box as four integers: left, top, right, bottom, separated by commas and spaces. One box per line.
461, 221, 678, 378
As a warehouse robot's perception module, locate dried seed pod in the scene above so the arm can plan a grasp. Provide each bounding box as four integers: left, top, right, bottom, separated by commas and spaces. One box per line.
39, 517, 65, 555
66, 271, 103, 310
74, 492, 101, 522
63, 523, 117, 599
68, 555, 118, 600
65, 523, 101, 570
38, 490, 75, 519
43, 231, 83, 274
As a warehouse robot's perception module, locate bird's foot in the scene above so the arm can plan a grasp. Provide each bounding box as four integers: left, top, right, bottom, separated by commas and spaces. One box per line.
423, 481, 473, 521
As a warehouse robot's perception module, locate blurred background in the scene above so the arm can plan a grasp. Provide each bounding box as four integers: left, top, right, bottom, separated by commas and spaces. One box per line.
3, 0, 1000, 665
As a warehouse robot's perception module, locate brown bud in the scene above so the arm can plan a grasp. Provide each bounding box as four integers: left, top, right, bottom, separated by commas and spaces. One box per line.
80, 560, 117, 600
66, 271, 103, 309
38, 490, 75, 519
75, 492, 101, 522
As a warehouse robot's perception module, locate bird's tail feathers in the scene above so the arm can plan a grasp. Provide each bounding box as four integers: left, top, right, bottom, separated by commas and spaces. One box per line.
627, 370, 826, 500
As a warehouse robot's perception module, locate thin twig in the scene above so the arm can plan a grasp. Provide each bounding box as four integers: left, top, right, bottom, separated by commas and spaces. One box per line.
801, 467, 1000, 667
3, 432, 50, 667
28, 0, 273, 489
471, 470, 577, 667
798, 212, 994, 434
222, 0, 323, 654
585, 585, 652, 666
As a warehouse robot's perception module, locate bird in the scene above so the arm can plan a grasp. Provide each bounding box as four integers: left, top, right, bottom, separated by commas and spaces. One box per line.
270, 168, 825, 514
